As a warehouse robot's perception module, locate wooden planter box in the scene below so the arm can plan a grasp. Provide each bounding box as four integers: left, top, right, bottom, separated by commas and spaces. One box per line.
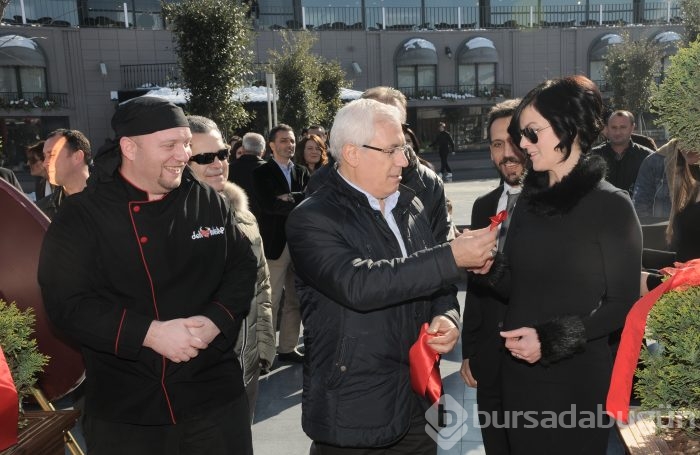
617, 415, 671, 454
0, 410, 80, 455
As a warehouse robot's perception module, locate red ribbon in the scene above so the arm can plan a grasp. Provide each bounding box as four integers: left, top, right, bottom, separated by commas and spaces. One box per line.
0, 347, 18, 450
489, 210, 508, 231
606, 259, 700, 423
409, 323, 442, 404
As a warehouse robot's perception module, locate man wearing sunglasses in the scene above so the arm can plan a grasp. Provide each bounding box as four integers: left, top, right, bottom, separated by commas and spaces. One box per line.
253, 124, 309, 363
38, 97, 257, 454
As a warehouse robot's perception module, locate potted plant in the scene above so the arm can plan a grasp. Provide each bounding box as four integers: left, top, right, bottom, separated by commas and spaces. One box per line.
0, 299, 49, 418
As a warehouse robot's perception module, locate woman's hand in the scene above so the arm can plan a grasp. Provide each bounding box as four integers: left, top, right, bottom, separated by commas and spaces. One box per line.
500, 327, 541, 364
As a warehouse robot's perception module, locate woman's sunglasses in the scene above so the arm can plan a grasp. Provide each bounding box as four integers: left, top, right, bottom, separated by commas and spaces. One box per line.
189, 148, 230, 165
519, 125, 551, 144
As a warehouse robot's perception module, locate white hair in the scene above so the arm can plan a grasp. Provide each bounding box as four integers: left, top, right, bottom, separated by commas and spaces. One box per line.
329, 98, 402, 162
241, 132, 266, 156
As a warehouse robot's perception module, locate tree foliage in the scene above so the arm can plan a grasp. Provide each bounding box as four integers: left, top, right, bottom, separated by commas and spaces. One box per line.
650, 40, 700, 150
681, 0, 700, 43
636, 285, 700, 426
267, 31, 349, 134
603, 32, 662, 124
162, 0, 254, 138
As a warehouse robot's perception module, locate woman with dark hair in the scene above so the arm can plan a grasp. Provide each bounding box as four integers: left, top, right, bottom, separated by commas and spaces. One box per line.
25, 140, 54, 200
492, 76, 641, 453
294, 134, 327, 174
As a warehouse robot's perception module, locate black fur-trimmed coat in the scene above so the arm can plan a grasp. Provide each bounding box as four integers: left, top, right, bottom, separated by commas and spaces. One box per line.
497, 154, 642, 453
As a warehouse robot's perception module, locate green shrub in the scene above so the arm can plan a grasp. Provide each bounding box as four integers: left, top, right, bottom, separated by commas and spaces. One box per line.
635, 285, 700, 429
0, 299, 49, 406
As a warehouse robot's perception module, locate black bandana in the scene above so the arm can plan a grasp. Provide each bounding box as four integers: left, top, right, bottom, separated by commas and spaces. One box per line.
112, 96, 189, 138
90, 96, 189, 185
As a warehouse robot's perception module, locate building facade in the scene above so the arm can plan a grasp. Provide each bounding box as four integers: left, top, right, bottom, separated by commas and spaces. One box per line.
0, 0, 683, 166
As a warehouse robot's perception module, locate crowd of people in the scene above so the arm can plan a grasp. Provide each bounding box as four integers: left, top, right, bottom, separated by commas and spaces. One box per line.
0, 77, 694, 455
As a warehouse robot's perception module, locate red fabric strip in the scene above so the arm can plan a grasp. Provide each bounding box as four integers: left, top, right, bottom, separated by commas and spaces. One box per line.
606, 259, 700, 423
489, 210, 507, 231
409, 323, 442, 404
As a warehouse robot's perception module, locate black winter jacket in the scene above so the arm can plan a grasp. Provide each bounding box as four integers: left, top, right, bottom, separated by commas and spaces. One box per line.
286, 169, 460, 447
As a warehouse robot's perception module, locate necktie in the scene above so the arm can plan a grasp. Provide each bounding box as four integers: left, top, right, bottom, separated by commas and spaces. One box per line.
498, 191, 518, 252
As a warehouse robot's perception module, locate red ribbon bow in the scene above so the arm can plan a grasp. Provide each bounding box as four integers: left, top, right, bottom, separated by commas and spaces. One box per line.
606, 259, 700, 423
409, 323, 442, 404
489, 210, 508, 231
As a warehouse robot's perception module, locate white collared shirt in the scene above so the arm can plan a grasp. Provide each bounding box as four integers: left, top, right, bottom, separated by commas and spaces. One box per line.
497, 182, 522, 213
339, 173, 408, 258
274, 159, 294, 190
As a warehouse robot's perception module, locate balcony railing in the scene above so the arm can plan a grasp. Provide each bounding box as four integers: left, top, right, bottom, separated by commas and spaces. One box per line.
0, 92, 70, 110
120, 63, 181, 90
2, 1, 682, 30
399, 84, 513, 101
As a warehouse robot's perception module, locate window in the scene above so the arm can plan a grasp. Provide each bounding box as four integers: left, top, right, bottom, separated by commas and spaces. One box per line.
0, 35, 47, 99
457, 37, 498, 97
395, 38, 438, 99
589, 33, 622, 89
652, 31, 681, 81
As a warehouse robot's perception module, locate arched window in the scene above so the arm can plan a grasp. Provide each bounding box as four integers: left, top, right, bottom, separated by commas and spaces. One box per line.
652, 31, 681, 79
457, 37, 498, 97
395, 38, 437, 99
589, 33, 622, 88
0, 35, 47, 99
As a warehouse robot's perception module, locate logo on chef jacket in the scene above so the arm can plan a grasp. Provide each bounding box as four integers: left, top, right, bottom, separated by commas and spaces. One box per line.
191, 226, 225, 240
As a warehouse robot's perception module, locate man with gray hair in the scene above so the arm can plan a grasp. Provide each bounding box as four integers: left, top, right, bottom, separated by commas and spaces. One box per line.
287, 98, 497, 453
229, 132, 267, 219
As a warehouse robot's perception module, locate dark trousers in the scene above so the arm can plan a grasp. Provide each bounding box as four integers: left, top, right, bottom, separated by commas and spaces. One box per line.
438, 150, 452, 173
476, 382, 511, 455
312, 398, 436, 455
83, 393, 252, 455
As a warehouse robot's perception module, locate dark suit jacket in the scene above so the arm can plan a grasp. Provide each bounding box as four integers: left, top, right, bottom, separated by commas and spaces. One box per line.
252, 159, 308, 260
462, 185, 509, 385
229, 154, 266, 219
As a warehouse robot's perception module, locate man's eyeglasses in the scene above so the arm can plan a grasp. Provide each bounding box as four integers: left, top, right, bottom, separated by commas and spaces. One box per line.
361, 144, 410, 156
519, 125, 552, 144
189, 148, 230, 165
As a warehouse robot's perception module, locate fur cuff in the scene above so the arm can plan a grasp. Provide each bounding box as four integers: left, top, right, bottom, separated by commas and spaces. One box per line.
469, 252, 507, 289
534, 315, 586, 366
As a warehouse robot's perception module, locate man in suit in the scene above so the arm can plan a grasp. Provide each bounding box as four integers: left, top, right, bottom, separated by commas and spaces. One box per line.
460, 99, 525, 455
253, 124, 309, 363
229, 132, 266, 219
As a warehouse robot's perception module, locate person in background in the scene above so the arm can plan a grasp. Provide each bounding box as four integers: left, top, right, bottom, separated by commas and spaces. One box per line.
187, 115, 275, 421
0, 166, 23, 192
632, 138, 678, 224
592, 110, 652, 196
286, 98, 497, 454
253, 124, 309, 363
38, 97, 257, 454
37, 129, 91, 219
493, 76, 641, 453
25, 140, 54, 201
362, 86, 452, 242
461, 98, 525, 455
231, 138, 245, 160
229, 132, 267, 220
294, 134, 327, 174
306, 124, 327, 144
430, 121, 455, 182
